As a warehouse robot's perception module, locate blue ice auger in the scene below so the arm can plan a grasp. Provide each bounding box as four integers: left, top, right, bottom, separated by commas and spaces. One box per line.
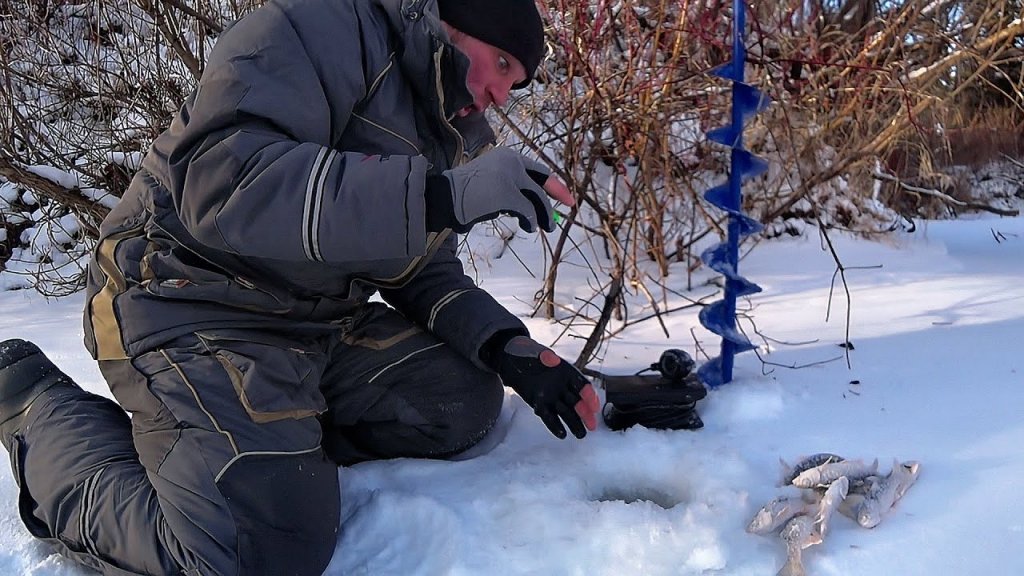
697, 0, 769, 388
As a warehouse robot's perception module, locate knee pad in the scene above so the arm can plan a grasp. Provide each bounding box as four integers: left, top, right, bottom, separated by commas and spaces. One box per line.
216, 449, 340, 575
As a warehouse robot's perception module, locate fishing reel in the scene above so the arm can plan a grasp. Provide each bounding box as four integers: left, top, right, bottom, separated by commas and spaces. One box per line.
601, 349, 707, 431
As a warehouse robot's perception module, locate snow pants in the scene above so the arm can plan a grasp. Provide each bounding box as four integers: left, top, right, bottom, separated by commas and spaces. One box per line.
6, 303, 503, 575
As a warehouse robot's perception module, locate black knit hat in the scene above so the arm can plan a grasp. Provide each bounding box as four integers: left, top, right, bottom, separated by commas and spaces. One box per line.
437, 0, 545, 89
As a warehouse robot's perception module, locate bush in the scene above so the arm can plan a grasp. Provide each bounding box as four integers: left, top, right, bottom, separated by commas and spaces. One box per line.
2, 0, 1021, 360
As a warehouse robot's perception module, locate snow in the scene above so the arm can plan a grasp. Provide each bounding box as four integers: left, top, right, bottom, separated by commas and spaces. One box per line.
1, 214, 1023, 575
21, 165, 119, 211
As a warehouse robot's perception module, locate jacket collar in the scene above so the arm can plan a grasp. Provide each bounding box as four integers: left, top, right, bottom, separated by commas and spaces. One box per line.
450, 113, 496, 158
373, 0, 474, 117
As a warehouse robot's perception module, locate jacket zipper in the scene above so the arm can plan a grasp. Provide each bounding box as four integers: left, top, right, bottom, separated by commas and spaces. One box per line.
433, 44, 465, 166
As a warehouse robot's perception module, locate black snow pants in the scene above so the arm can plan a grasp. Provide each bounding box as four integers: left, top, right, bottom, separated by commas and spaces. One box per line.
5, 303, 503, 575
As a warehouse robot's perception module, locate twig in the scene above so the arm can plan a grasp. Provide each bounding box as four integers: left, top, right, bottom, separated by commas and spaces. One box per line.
872, 170, 1019, 217
574, 274, 623, 369
0, 158, 105, 236
633, 279, 670, 338
818, 221, 854, 369
754, 349, 846, 372
1001, 153, 1024, 171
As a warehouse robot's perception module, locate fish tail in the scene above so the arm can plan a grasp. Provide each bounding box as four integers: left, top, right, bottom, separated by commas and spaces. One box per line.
776, 555, 806, 576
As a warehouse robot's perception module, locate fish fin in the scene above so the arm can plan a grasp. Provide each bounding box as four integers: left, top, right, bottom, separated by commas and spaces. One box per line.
810, 525, 825, 541
779, 457, 793, 486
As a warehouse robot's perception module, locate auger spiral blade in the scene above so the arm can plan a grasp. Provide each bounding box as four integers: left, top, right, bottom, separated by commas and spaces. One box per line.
697, 0, 769, 387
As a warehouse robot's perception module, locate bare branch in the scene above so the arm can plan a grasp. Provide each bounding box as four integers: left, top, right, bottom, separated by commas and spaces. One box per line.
872, 169, 1020, 216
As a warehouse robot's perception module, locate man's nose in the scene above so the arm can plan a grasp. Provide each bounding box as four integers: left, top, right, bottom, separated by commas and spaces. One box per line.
489, 82, 512, 108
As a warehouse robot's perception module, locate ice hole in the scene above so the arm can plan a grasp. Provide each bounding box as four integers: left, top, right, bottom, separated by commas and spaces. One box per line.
591, 485, 687, 509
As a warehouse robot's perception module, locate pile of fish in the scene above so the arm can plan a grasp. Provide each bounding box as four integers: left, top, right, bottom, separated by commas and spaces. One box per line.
746, 453, 921, 576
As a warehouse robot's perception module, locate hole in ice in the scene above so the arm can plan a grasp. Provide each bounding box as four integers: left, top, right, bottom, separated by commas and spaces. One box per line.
591, 485, 686, 509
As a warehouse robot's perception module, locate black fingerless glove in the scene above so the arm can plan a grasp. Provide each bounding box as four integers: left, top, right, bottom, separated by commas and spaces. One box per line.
491, 335, 589, 439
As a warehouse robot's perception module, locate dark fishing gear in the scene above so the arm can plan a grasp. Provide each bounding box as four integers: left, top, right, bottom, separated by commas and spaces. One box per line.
600, 349, 707, 431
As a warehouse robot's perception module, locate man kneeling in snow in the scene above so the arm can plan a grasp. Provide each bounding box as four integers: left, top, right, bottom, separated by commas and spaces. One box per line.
0, 0, 599, 574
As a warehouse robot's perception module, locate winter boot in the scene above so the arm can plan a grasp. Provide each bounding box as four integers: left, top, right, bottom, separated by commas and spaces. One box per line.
0, 339, 80, 451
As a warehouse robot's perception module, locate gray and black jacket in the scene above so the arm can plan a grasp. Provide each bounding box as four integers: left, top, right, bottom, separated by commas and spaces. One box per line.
83, 0, 528, 366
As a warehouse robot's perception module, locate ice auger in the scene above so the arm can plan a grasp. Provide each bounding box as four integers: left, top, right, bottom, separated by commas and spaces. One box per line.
600, 1, 767, 430
697, 0, 769, 388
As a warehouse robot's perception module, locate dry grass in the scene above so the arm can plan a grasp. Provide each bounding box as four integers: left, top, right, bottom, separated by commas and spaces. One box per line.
1, 0, 1021, 351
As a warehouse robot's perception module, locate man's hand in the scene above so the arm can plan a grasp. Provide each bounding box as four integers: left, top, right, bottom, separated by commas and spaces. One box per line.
541, 172, 574, 207
495, 336, 600, 439
425, 147, 571, 233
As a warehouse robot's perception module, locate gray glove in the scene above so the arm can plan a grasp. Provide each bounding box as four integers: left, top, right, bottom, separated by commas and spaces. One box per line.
425, 147, 557, 233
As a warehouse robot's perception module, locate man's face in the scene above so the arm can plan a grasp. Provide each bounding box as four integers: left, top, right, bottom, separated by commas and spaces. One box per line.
447, 31, 527, 117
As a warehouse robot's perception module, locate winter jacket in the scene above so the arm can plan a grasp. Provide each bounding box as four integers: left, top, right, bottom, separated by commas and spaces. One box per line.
83, 0, 528, 366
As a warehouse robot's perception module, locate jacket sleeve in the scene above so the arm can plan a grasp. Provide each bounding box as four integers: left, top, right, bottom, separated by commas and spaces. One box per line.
156, 1, 430, 264
379, 234, 528, 370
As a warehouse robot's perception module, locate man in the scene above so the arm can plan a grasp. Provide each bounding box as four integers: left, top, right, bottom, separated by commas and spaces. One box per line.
0, 0, 600, 574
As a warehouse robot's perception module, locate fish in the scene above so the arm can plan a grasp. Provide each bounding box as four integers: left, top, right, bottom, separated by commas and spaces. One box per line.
779, 453, 845, 486
746, 496, 810, 535
833, 475, 880, 519
813, 476, 849, 539
776, 514, 821, 576
847, 475, 881, 495
791, 458, 879, 488
851, 460, 921, 528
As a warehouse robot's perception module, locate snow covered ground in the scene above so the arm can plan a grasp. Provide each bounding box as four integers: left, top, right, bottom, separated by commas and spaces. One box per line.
1, 213, 1022, 575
